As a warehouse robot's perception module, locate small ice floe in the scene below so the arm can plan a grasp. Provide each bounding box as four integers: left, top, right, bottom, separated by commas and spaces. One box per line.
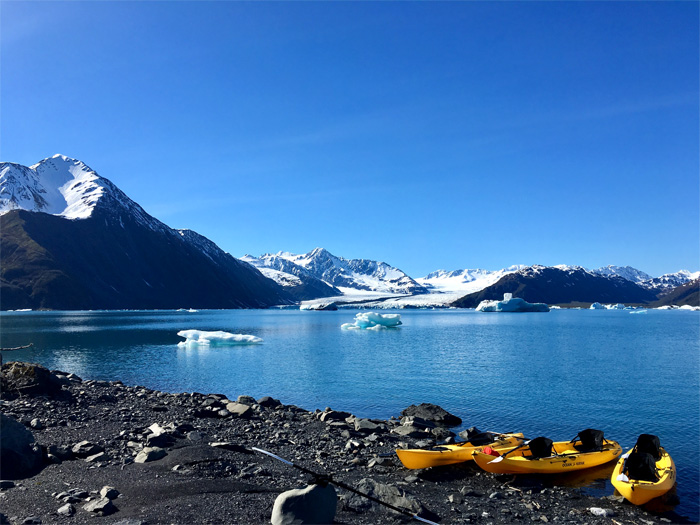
177, 330, 263, 347
629, 309, 647, 314
341, 312, 402, 330
476, 293, 549, 313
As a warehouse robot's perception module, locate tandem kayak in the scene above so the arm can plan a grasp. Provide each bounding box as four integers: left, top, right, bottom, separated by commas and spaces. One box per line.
396, 432, 525, 470
611, 434, 676, 505
472, 434, 622, 474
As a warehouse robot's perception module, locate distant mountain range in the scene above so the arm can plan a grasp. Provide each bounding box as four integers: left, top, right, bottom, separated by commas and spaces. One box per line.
1, 155, 698, 310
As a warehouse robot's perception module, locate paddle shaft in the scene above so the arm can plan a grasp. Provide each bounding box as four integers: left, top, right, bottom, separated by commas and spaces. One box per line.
252, 447, 439, 525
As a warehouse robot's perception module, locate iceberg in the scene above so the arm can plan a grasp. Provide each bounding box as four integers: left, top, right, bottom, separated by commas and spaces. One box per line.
590, 302, 606, 310
177, 330, 263, 347
476, 293, 550, 313
341, 312, 402, 330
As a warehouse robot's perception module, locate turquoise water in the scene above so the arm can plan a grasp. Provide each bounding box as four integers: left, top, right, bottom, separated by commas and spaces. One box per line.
1, 309, 698, 520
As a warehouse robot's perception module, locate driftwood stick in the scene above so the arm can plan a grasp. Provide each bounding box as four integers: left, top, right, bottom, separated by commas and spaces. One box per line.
0, 343, 33, 365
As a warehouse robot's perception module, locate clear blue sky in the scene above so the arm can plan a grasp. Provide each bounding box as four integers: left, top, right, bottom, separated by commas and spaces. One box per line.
2, 1, 698, 277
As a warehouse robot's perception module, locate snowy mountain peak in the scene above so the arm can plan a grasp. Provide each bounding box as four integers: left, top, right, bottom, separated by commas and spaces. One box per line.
248, 248, 427, 295
592, 265, 652, 283
1, 155, 107, 219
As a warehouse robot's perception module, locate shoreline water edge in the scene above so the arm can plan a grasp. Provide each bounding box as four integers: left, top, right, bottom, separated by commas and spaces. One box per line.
0, 362, 693, 525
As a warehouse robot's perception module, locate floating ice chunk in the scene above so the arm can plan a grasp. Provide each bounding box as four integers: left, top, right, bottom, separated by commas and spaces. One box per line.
476, 294, 549, 313
341, 312, 402, 330
590, 302, 606, 310
177, 330, 263, 346
629, 309, 647, 314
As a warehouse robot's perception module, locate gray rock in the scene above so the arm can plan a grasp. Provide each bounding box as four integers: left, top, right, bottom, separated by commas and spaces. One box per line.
71, 441, 104, 458
187, 431, 204, 442
589, 507, 615, 517
225, 402, 254, 419
100, 486, 120, 500
257, 396, 282, 408
271, 484, 337, 525
400, 416, 436, 429
237, 395, 257, 406
1, 362, 63, 398
345, 478, 424, 516
0, 414, 42, 479
83, 496, 115, 515
354, 418, 387, 434
145, 433, 175, 448
57, 504, 75, 516
431, 427, 455, 440
134, 447, 167, 463
29, 419, 42, 430
391, 424, 428, 438
84, 451, 108, 463
400, 403, 462, 427
319, 410, 352, 423
21, 517, 41, 524
47, 444, 73, 461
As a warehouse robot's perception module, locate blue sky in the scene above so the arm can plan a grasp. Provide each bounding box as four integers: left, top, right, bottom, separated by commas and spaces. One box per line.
2, 1, 698, 277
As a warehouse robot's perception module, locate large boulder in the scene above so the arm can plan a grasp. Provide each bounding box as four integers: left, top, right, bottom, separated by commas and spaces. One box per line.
400, 403, 462, 427
0, 362, 63, 399
0, 414, 43, 479
344, 478, 425, 516
271, 484, 337, 525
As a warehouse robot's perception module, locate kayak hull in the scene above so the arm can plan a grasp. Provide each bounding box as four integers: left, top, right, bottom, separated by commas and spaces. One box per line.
611, 447, 676, 505
472, 440, 622, 474
396, 433, 525, 470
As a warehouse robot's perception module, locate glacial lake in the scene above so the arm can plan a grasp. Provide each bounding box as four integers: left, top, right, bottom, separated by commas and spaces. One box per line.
1, 308, 698, 521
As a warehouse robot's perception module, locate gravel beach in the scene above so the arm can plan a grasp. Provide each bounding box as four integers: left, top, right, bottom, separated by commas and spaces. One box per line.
0, 362, 690, 525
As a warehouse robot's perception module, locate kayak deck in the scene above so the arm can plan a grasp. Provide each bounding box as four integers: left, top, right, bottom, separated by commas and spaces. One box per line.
396, 433, 525, 470
472, 439, 622, 474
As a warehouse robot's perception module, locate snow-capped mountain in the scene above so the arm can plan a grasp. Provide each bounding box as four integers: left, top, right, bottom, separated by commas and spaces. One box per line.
591, 265, 653, 283
248, 248, 428, 295
418, 266, 525, 295
0, 155, 166, 232
452, 265, 659, 308
0, 155, 290, 310
641, 270, 700, 293
241, 253, 341, 300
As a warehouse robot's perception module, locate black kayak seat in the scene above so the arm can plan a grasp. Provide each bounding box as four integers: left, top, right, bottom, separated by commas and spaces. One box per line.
624, 451, 658, 482
634, 434, 661, 461
573, 428, 604, 452
527, 437, 554, 459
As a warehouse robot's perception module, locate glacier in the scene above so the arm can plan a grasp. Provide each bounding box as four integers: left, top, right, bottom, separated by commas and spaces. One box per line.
341, 312, 402, 330
476, 293, 550, 313
177, 330, 263, 346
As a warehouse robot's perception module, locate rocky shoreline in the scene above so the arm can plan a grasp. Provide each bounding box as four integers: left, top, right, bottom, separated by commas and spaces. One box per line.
0, 362, 691, 524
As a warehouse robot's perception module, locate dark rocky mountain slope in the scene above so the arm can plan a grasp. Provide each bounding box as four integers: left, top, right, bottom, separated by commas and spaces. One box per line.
451, 266, 659, 308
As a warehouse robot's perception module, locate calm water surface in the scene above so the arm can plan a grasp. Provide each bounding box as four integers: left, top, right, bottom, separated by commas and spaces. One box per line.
1, 309, 698, 520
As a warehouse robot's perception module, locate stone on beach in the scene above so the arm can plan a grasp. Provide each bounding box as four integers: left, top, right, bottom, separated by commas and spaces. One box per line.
71, 441, 104, 458
271, 484, 337, 525
344, 478, 425, 516
400, 403, 462, 427
226, 402, 254, 418
0, 414, 42, 479
83, 496, 116, 516
134, 447, 167, 463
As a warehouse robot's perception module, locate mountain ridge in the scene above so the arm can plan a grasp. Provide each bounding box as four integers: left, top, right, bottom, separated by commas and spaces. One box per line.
1, 155, 698, 310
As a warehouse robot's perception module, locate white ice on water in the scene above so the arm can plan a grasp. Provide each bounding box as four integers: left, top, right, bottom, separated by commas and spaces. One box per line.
341, 312, 402, 330
177, 329, 263, 346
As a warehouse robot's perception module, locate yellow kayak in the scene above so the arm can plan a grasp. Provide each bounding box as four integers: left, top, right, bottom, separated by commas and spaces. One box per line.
611, 445, 676, 505
472, 436, 622, 474
396, 432, 525, 470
